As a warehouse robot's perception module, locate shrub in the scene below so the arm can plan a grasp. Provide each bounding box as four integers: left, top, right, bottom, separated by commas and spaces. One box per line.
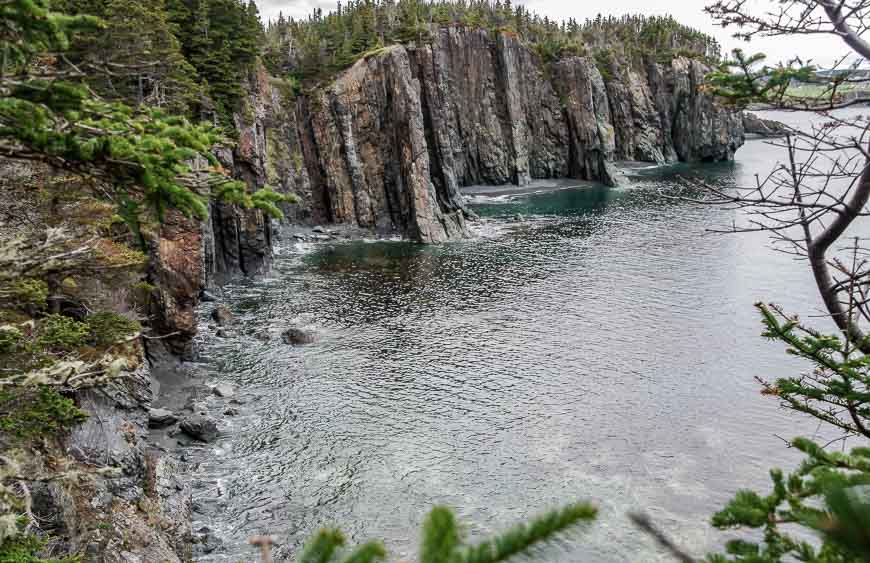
84, 312, 141, 348
0, 386, 88, 440
36, 315, 89, 354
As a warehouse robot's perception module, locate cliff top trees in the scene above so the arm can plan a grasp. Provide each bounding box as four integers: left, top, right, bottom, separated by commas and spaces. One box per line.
263, 0, 720, 84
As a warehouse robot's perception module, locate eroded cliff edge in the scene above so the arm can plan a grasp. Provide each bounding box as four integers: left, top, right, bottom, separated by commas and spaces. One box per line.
229, 28, 744, 246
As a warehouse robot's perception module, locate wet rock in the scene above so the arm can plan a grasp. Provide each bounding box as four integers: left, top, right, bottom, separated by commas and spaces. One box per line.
197, 527, 223, 554
179, 415, 219, 443
184, 398, 208, 414
215, 329, 231, 338
200, 290, 218, 303
312, 225, 326, 234
282, 328, 316, 346
211, 305, 234, 326
229, 398, 247, 406
148, 408, 178, 428
254, 331, 271, 342
223, 408, 240, 416
212, 384, 235, 398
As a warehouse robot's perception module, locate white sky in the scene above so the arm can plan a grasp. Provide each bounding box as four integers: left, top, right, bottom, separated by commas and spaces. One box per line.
254, 0, 853, 67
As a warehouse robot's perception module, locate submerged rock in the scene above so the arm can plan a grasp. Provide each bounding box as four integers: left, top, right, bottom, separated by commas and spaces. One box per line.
179, 415, 219, 443
212, 384, 235, 398
211, 305, 234, 326
282, 328, 317, 346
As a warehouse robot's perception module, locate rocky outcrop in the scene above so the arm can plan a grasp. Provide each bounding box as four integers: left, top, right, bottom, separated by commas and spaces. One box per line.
144, 29, 745, 315
743, 112, 788, 137
240, 29, 744, 244
29, 352, 193, 563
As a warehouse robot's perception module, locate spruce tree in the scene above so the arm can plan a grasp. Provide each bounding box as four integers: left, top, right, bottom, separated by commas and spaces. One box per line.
93, 0, 201, 113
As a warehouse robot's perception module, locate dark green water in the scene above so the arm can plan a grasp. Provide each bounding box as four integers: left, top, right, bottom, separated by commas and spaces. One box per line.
184, 112, 860, 561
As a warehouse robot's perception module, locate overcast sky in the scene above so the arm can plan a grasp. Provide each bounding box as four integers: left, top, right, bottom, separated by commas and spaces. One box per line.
254, 0, 852, 67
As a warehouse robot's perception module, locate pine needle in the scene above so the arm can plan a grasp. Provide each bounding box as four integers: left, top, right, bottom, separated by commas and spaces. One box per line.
297, 528, 346, 563
339, 541, 387, 563
456, 502, 598, 563
421, 506, 462, 563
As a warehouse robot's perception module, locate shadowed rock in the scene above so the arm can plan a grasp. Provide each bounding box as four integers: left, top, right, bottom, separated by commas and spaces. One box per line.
211, 305, 234, 326
282, 328, 316, 346
180, 415, 219, 443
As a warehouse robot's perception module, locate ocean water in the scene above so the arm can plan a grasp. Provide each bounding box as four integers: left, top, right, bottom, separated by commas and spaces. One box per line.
179, 110, 869, 562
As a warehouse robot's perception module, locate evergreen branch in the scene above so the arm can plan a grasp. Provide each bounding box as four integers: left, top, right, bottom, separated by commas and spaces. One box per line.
297, 529, 346, 563
421, 507, 461, 563
339, 541, 387, 563
455, 503, 597, 563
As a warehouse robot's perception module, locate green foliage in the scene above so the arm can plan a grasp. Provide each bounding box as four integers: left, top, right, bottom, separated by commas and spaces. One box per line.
166, 0, 264, 122
36, 315, 89, 354
707, 304, 870, 562
83, 312, 141, 347
294, 503, 597, 563
751, 303, 870, 439
707, 439, 870, 562
0, 327, 27, 356
0, 280, 48, 311
0, 532, 79, 562
0, 386, 88, 440
1, 0, 287, 236
706, 49, 817, 109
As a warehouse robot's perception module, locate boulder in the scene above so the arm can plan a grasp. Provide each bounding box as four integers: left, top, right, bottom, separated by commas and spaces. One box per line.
148, 408, 178, 428
282, 328, 316, 346
211, 305, 234, 326
179, 415, 219, 443
212, 384, 235, 398
200, 290, 219, 303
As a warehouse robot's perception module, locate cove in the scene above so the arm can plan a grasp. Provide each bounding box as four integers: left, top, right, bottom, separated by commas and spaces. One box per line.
177, 114, 846, 561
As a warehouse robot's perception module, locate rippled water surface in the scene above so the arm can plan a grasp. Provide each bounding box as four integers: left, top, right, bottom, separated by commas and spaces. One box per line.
183, 112, 867, 561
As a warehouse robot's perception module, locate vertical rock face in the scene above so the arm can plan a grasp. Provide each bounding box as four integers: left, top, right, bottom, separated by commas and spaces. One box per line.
302, 46, 466, 242
251, 29, 744, 243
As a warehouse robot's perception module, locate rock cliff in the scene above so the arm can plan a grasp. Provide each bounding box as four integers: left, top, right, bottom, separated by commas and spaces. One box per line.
223, 28, 744, 247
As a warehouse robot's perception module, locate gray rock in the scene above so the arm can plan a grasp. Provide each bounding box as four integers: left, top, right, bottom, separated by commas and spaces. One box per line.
179, 415, 219, 443
223, 408, 240, 416
200, 290, 218, 303
212, 384, 235, 398
312, 225, 326, 233
197, 527, 223, 554
281, 328, 317, 346
148, 408, 178, 428
211, 305, 234, 326
743, 112, 788, 137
